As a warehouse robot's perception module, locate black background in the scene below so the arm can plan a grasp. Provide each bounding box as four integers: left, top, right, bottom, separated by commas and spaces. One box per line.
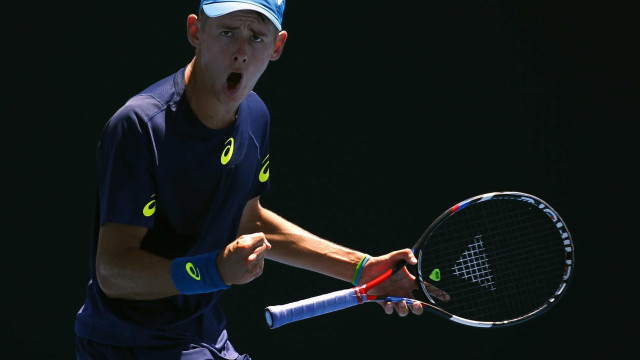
4, 1, 637, 359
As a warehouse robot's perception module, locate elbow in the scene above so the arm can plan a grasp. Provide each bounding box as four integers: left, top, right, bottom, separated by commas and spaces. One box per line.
95, 259, 120, 298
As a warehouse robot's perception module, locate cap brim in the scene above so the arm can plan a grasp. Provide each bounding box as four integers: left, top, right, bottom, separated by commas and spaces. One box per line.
202, 3, 282, 31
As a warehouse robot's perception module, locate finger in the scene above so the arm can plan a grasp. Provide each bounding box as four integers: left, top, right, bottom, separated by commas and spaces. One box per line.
394, 301, 410, 317
379, 302, 394, 315
252, 235, 271, 252
400, 266, 418, 284
248, 247, 268, 262
410, 301, 423, 315
250, 258, 266, 277
244, 232, 267, 245
388, 248, 417, 265
405, 249, 418, 265
247, 235, 271, 261
424, 282, 451, 301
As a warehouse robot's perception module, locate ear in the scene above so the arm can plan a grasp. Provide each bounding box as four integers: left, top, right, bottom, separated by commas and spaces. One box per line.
187, 14, 201, 48
270, 31, 288, 61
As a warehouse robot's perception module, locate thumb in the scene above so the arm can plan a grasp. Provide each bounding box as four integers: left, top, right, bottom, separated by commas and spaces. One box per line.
247, 233, 271, 261
394, 248, 417, 266
245, 232, 270, 247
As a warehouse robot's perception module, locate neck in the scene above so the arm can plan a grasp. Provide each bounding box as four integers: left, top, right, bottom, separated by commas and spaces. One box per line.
184, 58, 238, 129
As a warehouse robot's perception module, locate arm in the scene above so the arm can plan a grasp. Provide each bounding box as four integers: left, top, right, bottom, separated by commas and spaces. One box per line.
96, 222, 178, 300
96, 222, 271, 300
237, 197, 367, 282
238, 197, 423, 316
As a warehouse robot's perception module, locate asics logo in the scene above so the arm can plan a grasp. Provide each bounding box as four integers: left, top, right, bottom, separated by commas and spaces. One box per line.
259, 154, 270, 183
143, 194, 156, 217
186, 262, 201, 281
221, 137, 234, 165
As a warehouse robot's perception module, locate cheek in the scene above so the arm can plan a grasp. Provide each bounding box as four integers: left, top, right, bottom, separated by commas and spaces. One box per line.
243, 48, 270, 72
245, 61, 270, 86
200, 46, 229, 73
201, 41, 226, 61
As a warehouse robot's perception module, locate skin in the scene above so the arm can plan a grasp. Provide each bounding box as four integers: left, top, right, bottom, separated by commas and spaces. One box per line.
96, 10, 425, 317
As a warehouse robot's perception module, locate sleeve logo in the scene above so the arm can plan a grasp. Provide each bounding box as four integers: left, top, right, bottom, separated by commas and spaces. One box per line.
259, 154, 270, 183
221, 137, 234, 165
143, 194, 156, 217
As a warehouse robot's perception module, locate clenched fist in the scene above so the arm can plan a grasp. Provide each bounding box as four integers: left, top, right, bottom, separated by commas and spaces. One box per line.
217, 232, 271, 285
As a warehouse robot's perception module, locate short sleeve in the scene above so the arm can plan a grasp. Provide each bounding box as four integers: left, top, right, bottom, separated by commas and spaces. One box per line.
249, 141, 271, 200
245, 93, 271, 200
97, 102, 157, 228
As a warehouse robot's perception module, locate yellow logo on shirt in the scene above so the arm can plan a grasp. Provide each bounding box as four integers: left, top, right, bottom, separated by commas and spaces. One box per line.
143, 194, 156, 217
221, 137, 234, 165
259, 154, 270, 183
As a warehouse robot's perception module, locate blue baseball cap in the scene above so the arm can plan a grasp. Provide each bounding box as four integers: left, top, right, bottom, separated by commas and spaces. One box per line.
199, 0, 286, 31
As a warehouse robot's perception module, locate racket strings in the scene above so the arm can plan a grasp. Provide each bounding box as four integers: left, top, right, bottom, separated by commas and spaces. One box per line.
432, 205, 563, 265
419, 200, 569, 322
427, 210, 562, 276
450, 235, 496, 290
438, 251, 563, 312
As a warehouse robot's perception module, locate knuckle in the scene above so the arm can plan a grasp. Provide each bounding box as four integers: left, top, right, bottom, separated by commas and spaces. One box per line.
252, 261, 265, 274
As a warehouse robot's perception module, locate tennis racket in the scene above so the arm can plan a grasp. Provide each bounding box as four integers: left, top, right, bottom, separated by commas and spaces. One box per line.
265, 191, 574, 329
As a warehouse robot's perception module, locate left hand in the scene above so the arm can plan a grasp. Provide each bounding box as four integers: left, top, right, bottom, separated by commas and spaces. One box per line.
358, 249, 423, 317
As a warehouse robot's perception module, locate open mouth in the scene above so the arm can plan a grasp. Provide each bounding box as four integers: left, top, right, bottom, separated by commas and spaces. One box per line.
227, 72, 242, 90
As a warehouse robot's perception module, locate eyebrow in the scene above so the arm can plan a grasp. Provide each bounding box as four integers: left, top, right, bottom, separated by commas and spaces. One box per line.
216, 23, 269, 36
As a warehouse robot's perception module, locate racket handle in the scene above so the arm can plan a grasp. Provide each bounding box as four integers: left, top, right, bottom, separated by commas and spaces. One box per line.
265, 288, 360, 329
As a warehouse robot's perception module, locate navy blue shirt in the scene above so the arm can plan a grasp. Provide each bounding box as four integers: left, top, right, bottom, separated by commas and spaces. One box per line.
75, 67, 271, 348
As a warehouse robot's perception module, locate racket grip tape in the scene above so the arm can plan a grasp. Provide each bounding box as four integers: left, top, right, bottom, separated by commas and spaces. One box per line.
265, 288, 361, 329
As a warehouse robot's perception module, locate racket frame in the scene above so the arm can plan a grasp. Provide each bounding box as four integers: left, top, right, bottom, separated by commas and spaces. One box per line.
412, 191, 574, 327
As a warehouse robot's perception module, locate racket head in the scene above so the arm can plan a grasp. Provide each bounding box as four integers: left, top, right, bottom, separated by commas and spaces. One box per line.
412, 192, 574, 327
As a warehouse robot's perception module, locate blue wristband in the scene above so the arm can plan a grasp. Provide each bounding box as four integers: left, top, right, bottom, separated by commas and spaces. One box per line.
170, 250, 230, 294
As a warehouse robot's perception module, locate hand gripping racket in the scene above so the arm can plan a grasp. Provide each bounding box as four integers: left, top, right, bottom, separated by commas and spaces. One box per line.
265, 192, 574, 329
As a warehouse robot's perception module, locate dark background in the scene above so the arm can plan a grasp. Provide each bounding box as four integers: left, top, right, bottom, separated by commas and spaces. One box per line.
4, 1, 636, 359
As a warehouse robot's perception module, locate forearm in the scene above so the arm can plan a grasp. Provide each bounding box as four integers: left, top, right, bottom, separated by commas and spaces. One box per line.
96, 223, 180, 300
247, 206, 366, 282
96, 247, 179, 300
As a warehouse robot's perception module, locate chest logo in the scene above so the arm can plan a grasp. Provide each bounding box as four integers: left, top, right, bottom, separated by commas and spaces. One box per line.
259, 154, 270, 183
221, 137, 234, 165
143, 194, 156, 217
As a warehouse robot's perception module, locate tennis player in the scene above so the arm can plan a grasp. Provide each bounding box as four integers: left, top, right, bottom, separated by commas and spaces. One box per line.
74, 1, 422, 358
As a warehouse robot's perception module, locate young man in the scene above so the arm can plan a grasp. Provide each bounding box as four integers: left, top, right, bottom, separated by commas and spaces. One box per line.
75, 1, 423, 358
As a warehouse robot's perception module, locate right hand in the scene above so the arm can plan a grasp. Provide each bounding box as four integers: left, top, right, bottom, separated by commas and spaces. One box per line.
217, 232, 271, 285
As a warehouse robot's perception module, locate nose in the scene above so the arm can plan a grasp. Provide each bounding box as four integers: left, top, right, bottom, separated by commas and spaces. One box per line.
233, 42, 248, 63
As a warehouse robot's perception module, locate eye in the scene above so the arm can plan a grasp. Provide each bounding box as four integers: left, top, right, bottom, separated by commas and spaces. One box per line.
221, 30, 233, 37
251, 34, 264, 42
